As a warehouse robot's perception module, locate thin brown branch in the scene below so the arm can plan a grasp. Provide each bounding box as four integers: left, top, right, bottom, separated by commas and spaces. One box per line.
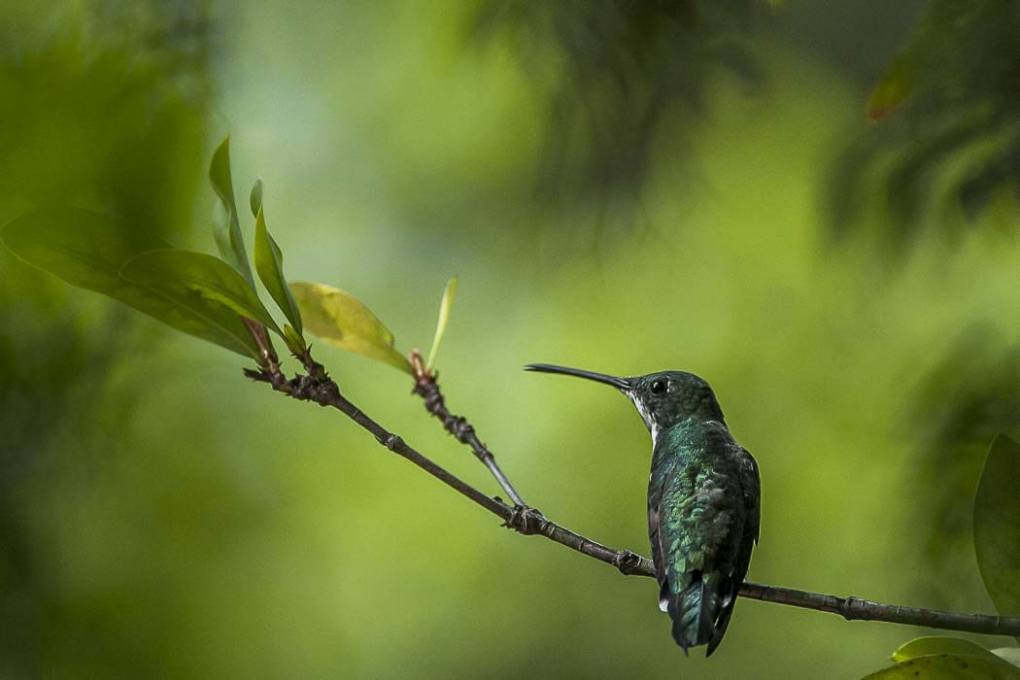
738, 582, 1020, 637
409, 355, 526, 506
245, 355, 1020, 639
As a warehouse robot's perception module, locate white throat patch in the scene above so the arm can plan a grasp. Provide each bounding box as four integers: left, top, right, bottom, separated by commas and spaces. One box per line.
627, 392, 659, 445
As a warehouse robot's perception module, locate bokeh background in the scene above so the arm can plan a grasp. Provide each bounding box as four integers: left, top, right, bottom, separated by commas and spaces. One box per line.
2, 1, 1018, 678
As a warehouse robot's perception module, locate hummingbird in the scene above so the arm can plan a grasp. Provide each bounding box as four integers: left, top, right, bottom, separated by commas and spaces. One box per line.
525, 363, 760, 655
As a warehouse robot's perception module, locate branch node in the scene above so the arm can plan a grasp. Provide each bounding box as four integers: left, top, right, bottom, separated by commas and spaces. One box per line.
383, 434, 404, 451
840, 596, 866, 621
411, 372, 526, 506
503, 505, 546, 535
614, 550, 644, 576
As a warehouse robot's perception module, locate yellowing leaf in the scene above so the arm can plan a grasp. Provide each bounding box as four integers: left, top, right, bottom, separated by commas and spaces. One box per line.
893, 637, 1003, 664
995, 649, 1020, 668
290, 281, 411, 373
864, 654, 1020, 679
426, 276, 458, 371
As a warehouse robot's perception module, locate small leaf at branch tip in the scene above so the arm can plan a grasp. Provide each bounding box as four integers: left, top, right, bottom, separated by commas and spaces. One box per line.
290, 281, 412, 374
426, 276, 458, 372
250, 178, 264, 218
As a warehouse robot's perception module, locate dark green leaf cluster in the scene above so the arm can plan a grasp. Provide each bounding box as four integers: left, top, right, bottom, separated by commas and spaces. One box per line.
2, 139, 307, 363
829, 0, 1020, 242
2, 140, 462, 376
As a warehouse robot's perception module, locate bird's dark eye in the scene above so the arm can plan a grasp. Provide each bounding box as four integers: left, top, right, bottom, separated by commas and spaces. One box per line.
650, 379, 667, 394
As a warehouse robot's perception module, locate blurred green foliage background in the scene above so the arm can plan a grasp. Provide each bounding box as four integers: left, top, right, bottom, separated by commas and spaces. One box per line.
1, 1, 1018, 678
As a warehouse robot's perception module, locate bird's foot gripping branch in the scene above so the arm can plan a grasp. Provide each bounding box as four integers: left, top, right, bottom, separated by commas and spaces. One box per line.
3, 138, 1020, 677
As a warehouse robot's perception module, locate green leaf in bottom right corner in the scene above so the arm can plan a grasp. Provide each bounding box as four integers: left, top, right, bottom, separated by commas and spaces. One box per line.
868, 636, 1020, 679
892, 637, 1004, 664
974, 435, 1020, 628
864, 655, 1020, 679
994, 649, 1020, 668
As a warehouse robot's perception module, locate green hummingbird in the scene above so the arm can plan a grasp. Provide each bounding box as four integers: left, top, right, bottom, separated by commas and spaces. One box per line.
525, 364, 760, 655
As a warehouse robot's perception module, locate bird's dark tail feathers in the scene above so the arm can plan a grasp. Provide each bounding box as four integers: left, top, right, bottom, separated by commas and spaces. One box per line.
664, 571, 736, 656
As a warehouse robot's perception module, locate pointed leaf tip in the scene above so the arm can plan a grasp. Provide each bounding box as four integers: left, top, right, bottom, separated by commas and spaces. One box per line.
250, 178, 264, 218
208, 136, 255, 285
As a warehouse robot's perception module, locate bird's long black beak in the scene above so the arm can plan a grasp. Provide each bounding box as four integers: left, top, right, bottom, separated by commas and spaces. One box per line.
524, 363, 631, 390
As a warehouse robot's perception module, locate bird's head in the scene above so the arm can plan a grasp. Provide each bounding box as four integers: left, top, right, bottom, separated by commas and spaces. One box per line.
525, 364, 724, 438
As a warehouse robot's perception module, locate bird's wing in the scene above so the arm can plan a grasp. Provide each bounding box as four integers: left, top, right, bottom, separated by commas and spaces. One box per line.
741, 448, 761, 546
648, 454, 680, 601
705, 447, 761, 655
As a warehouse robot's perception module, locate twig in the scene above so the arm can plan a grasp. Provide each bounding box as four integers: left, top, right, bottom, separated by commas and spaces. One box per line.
739, 583, 1020, 637
409, 351, 526, 506
245, 354, 1020, 639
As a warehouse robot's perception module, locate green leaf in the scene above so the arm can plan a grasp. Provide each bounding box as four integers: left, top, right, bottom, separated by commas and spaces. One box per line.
864, 655, 1020, 679
426, 276, 458, 372
995, 649, 1020, 668
254, 202, 303, 339
1, 207, 259, 358
121, 249, 281, 338
893, 637, 1003, 664
867, 54, 915, 121
283, 324, 304, 354
975, 435, 1020, 621
289, 281, 411, 373
209, 137, 255, 285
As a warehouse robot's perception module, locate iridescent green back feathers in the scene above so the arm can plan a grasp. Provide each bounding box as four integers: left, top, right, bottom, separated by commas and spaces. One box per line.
649, 419, 759, 655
